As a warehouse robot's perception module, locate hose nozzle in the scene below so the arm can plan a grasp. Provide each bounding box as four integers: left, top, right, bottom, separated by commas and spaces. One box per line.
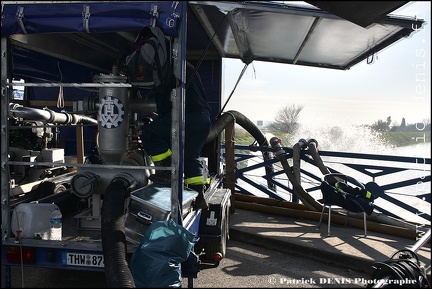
270, 137, 286, 159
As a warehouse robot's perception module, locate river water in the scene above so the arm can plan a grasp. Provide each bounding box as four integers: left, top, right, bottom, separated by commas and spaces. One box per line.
388, 142, 430, 158
374, 142, 430, 225
291, 123, 430, 157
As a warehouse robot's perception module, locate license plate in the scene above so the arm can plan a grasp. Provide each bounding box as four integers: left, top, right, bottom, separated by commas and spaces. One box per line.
63, 252, 104, 268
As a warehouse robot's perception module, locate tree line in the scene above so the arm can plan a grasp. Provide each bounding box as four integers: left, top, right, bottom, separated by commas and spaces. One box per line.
370, 116, 431, 132
265, 104, 431, 134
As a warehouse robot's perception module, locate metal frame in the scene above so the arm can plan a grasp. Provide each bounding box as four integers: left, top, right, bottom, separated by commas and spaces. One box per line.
227, 144, 431, 226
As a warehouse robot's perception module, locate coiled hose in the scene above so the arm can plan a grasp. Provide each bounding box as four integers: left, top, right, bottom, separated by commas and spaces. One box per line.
368, 249, 430, 288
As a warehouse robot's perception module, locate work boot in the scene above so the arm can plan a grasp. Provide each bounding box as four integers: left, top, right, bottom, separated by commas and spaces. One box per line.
149, 156, 171, 185
149, 170, 171, 185
189, 184, 208, 210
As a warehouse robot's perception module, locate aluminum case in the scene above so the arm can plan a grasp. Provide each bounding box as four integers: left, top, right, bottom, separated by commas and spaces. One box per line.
125, 183, 198, 244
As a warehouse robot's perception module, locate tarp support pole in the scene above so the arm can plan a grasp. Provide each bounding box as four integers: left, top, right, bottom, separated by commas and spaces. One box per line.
150, 4, 159, 27
17, 7, 28, 34
82, 5, 90, 33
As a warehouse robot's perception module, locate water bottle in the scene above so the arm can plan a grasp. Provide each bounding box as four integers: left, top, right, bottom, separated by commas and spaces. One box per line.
200, 157, 209, 183
50, 207, 62, 240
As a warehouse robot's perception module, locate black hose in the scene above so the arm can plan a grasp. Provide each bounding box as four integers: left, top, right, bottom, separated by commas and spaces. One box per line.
368, 249, 430, 288
101, 176, 137, 288
206, 110, 275, 190
270, 136, 323, 211
207, 110, 266, 145
307, 139, 330, 175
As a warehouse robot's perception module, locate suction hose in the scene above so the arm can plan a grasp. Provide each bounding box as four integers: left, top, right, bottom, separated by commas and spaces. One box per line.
270, 136, 323, 211
292, 138, 309, 203
101, 173, 137, 288
306, 139, 330, 175
206, 110, 275, 190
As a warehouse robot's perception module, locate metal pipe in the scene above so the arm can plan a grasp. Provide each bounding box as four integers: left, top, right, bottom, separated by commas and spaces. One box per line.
409, 228, 431, 253
94, 66, 129, 165
8, 103, 97, 125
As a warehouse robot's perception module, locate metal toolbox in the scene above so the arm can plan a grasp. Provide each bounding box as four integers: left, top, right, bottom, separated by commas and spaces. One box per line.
125, 183, 198, 244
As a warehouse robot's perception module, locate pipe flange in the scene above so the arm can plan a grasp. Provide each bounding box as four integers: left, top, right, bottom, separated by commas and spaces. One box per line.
112, 172, 138, 190
71, 171, 99, 198
93, 74, 127, 83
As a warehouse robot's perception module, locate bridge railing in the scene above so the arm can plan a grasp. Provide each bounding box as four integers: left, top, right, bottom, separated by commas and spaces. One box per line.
223, 144, 431, 227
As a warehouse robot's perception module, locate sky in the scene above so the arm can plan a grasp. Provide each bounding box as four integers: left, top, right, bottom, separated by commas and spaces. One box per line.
221, 1, 431, 128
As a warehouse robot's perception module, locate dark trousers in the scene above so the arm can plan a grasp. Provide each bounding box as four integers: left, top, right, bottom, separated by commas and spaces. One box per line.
141, 111, 211, 179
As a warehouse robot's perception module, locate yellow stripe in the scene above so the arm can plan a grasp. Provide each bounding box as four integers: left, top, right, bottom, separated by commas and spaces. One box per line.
366, 191, 372, 199
185, 176, 210, 185
335, 182, 343, 192
151, 149, 172, 162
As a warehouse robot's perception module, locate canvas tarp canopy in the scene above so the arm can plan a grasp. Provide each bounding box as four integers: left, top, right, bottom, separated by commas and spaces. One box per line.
1, 1, 425, 72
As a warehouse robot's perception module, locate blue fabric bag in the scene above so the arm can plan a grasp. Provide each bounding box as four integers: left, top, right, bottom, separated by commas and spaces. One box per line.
130, 219, 197, 288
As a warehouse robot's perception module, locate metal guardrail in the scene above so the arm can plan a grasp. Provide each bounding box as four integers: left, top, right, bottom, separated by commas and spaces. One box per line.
224, 144, 431, 226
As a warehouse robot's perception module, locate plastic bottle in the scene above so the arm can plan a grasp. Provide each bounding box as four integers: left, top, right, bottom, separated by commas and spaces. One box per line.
200, 157, 209, 181
50, 207, 62, 240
